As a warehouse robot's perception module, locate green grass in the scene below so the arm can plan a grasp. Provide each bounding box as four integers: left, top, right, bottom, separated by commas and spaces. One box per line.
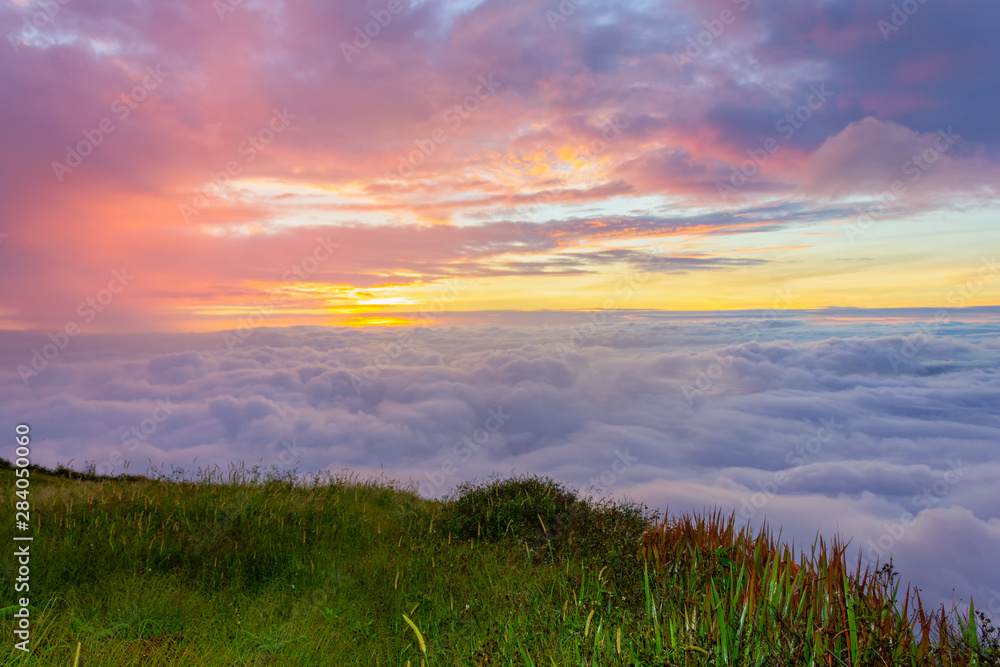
1, 460, 998, 666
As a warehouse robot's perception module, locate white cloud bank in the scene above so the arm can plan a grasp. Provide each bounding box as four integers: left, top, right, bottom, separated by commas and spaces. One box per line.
2, 314, 999, 611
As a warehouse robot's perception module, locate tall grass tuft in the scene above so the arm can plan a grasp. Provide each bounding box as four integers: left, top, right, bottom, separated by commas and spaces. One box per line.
641, 508, 999, 665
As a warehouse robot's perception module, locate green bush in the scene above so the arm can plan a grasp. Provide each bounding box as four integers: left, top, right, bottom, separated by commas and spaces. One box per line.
441, 473, 588, 545
441, 473, 655, 595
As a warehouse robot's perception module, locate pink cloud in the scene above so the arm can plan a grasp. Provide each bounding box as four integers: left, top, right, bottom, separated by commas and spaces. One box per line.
800, 117, 996, 200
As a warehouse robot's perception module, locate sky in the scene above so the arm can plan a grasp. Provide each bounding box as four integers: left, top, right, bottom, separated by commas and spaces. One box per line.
1, 0, 999, 330
1, 0, 999, 613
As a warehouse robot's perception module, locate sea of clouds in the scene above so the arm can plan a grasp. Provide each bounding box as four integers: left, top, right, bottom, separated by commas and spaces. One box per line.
3, 312, 999, 613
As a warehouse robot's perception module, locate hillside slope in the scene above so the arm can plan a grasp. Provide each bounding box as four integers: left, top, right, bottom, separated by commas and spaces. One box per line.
1, 461, 997, 666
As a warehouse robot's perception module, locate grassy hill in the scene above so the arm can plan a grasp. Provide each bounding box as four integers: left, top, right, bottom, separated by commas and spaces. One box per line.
1, 459, 997, 666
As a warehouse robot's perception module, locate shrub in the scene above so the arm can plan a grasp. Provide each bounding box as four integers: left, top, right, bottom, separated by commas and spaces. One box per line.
441, 474, 656, 600
441, 473, 587, 546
